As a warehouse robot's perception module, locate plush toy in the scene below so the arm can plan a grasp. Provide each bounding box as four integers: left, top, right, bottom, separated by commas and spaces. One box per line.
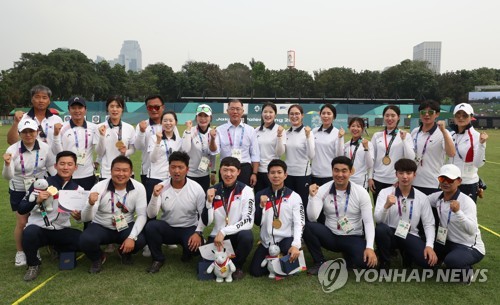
207, 248, 236, 283
260, 244, 281, 279
28, 179, 54, 213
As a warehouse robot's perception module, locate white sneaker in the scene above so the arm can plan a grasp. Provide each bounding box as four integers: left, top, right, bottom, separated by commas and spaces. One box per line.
167, 244, 178, 249
15, 251, 27, 267
104, 244, 116, 253
37, 250, 42, 262
142, 245, 151, 257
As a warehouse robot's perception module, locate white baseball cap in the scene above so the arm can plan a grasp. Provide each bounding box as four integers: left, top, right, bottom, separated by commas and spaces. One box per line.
18, 119, 38, 132
196, 104, 212, 116
438, 164, 461, 180
453, 103, 474, 115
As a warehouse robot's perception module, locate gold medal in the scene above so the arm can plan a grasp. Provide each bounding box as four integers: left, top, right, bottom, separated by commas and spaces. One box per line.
115, 140, 125, 148
272, 218, 282, 229
225, 217, 229, 226
382, 156, 391, 165
220, 266, 227, 273
47, 186, 58, 196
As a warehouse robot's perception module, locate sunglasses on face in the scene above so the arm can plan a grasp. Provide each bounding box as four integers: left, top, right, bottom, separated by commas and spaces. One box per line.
116, 201, 129, 213
38, 125, 47, 138
420, 110, 436, 116
438, 176, 456, 184
454, 113, 469, 119
147, 105, 162, 111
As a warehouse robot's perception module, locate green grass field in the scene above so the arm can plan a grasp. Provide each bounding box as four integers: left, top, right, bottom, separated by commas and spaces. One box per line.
0, 125, 498, 305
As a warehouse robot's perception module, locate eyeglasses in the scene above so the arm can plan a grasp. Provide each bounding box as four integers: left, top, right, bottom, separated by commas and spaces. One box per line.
454, 113, 470, 119
147, 105, 162, 111
197, 106, 211, 113
438, 176, 456, 184
420, 110, 436, 116
38, 125, 47, 138
228, 107, 243, 112
116, 201, 129, 213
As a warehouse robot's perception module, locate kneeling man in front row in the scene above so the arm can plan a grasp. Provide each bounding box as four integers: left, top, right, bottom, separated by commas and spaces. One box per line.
304, 156, 377, 275
144, 151, 206, 273
374, 158, 437, 269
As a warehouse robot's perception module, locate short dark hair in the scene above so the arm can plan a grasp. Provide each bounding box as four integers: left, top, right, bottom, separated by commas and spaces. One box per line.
261, 102, 277, 114
228, 99, 243, 107
331, 156, 353, 170
106, 95, 125, 110
394, 158, 417, 173
268, 159, 287, 173
168, 151, 190, 167
145, 95, 164, 105
111, 155, 133, 171
320, 103, 337, 119
418, 100, 440, 112
162, 110, 178, 123
288, 104, 303, 115
56, 151, 77, 164
348, 117, 365, 129
220, 157, 241, 170
30, 85, 52, 98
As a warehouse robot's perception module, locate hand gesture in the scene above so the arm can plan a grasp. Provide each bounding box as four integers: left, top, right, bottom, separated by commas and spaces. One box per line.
309, 183, 319, 197
3, 153, 12, 166
479, 132, 488, 144
277, 125, 284, 137
209, 127, 217, 138
260, 195, 268, 208
153, 183, 164, 197
384, 194, 397, 209
399, 129, 407, 140
139, 120, 148, 133
185, 120, 193, 130
437, 120, 446, 132
362, 138, 369, 149
156, 131, 163, 144
338, 127, 345, 138
210, 173, 217, 186
14, 111, 24, 123
207, 188, 216, 203
88, 192, 99, 206
304, 126, 311, 138
53, 123, 62, 136
36, 191, 50, 204
98, 125, 107, 136
450, 200, 460, 213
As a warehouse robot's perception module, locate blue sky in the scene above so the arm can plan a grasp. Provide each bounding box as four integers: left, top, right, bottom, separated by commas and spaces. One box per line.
1, 0, 499, 74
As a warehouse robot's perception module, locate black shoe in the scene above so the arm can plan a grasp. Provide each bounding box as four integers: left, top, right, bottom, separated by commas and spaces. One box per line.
89, 259, 103, 274
232, 269, 245, 280
119, 252, 133, 265
24, 265, 41, 281
146, 261, 164, 273
307, 261, 325, 275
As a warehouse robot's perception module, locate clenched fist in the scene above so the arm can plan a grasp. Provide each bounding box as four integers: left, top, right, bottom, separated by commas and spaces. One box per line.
450, 200, 460, 213
153, 183, 164, 197
362, 138, 369, 149
3, 153, 12, 166
260, 195, 268, 208
400, 130, 407, 141
88, 192, 99, 206
53, 123, 62, 136
156, 131, 163, 144
207, 188, 216, 203
277, 125, 284, 137
209, 127, 217, 138
309, 184, 319, 197
304, 126, 311, 138
14, 111, 24, 123
479, 132, 488, 144
185, 120, 193, 130
384, 194, 397, 209
338, 127, 345, 138
99, 125, 107, 136
437, 120, 446, 132
139, 120, 148, 133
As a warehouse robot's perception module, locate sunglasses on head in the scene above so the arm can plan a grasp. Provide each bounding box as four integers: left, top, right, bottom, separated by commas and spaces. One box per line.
147, 105, 162, 111
116, 201, 129, 213
420, 110, 436, 116
197, 106, 211, 112
438, 176, 456, 184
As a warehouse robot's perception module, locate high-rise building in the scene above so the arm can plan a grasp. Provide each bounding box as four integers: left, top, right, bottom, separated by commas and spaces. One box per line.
413, 41, 441, 74
119, 40, 142, 72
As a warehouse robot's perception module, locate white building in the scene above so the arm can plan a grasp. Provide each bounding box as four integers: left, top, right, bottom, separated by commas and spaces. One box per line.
413, 41, 441, 74
96, 40, 142, 72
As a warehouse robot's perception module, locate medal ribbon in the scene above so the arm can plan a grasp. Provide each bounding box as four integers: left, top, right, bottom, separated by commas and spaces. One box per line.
73, 128, 88, 150
397, 197, 414, 221
110, 191, 128, 214
197, 126, 210, 154
270, 188, 285, 220
221, 187, 236, 225
413, 128, 434, 166
438, 200, 452, 228
108, 119, 123, 141
333, 190, 350, 229
383, 129, 398, 157
349, 138, 361, 163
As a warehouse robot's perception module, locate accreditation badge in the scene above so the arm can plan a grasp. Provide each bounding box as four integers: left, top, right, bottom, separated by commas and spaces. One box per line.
436, 226, 448, 245
198, 156, 210, 172
463, 163, 474, 178
231, 149, 242, 161
394, 220, 410, 239
113, 214, 129, 232
77, 151, 86, 166
338, 216, 354, 234
24, 177, 36, 191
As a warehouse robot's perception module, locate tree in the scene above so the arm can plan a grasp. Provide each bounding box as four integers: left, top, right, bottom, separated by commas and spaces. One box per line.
179, 61, 223, 97
314, 67, 360, 98
222, 63, 252, 97
382, 60, 437, 100
142, 63, 177, 101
